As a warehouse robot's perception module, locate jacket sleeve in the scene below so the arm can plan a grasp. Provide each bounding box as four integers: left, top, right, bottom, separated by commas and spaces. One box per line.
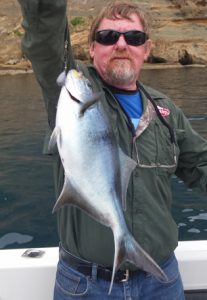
18, 0, 69, 130
175, 107, 207, 195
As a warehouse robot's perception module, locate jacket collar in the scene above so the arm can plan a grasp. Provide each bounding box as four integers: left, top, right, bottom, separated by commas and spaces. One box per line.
81, 63, 157, 139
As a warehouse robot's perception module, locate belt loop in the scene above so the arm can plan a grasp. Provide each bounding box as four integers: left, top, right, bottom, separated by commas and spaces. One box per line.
91, 263, 98, 281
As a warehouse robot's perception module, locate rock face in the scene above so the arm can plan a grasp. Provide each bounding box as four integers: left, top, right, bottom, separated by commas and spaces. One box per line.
0, 0, 31, 70
69, 0, 207, 65
0, 0, 207, 70
148, 0, 207, 65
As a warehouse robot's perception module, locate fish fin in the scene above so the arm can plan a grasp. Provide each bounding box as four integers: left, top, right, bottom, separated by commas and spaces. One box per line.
48, 127, 60, 153
52, 176, 81, 213
79, 92, 103, 116
119, 148, 137, 211
57, 71, 67, 87
108, 231, 168, 294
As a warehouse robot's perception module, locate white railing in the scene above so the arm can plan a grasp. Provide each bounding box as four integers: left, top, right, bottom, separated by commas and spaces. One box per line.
0, 241, 207, 300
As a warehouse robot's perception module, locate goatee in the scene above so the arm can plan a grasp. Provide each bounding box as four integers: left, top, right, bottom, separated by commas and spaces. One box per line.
105, 56, 136, 87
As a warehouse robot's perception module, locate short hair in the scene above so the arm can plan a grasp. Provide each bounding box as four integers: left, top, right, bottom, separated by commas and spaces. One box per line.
89, 1, 150, 45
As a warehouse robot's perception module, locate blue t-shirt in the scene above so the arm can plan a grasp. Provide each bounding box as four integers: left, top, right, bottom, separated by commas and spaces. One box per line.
114, 90, 143, 129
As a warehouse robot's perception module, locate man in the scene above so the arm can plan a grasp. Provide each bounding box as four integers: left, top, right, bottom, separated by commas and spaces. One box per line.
18, 0, 207, 299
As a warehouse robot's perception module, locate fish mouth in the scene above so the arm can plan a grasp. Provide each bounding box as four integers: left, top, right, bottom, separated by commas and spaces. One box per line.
66, 87, 81, 104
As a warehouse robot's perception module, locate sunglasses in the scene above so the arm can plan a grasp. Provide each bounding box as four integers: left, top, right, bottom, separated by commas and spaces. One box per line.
94, 30, 148, 46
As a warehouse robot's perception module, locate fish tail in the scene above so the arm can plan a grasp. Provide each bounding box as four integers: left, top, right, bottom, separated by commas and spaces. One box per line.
108, 232, 168, 294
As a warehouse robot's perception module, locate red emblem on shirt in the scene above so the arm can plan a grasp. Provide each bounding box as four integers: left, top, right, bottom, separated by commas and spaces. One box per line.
157, 106, 170, 117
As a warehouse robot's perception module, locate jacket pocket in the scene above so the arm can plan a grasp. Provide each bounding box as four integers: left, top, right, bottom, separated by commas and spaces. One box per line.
135, 120, 179, 174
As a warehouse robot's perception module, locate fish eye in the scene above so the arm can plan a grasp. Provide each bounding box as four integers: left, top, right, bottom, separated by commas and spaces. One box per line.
86, 81, 92, 89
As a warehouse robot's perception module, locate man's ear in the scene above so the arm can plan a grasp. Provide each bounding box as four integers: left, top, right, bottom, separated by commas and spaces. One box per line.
144, 39, 152, 61
89, 42, 95, 60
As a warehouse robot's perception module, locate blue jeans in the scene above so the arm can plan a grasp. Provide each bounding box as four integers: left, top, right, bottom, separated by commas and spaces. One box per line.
53, 254, 185, 300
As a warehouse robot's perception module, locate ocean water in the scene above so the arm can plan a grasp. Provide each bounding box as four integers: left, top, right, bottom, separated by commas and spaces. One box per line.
0, 66, 206, 249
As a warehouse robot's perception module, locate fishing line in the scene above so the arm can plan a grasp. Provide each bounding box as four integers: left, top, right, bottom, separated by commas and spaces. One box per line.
63, 18, 77, 72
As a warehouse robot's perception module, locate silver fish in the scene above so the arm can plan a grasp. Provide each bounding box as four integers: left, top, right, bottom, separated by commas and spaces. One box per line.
49, 69, 167, 294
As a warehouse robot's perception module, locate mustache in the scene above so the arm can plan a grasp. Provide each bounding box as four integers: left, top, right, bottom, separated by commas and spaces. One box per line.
110, 51, 132, 60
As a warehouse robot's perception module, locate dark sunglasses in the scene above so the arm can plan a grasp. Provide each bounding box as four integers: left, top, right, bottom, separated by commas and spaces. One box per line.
94, 30, 148, 46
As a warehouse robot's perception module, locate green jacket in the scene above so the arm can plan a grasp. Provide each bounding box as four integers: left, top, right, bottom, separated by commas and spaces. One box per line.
18, 0, 207, 267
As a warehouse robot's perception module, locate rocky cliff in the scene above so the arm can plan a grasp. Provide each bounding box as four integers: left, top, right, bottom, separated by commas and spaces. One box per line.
0, 0, 206, 71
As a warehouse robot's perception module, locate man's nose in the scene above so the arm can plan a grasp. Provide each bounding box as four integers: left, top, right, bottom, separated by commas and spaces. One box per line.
114, 34, 128, 48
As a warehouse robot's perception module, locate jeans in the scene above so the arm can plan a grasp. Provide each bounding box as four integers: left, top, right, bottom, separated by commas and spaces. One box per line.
53, 253, 185, 300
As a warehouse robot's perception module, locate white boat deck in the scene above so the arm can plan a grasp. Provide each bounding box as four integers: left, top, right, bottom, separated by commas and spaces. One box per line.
0, 241, 207, 300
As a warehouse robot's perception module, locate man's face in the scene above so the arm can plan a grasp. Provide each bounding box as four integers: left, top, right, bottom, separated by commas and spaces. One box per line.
89, 14, 152, 90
